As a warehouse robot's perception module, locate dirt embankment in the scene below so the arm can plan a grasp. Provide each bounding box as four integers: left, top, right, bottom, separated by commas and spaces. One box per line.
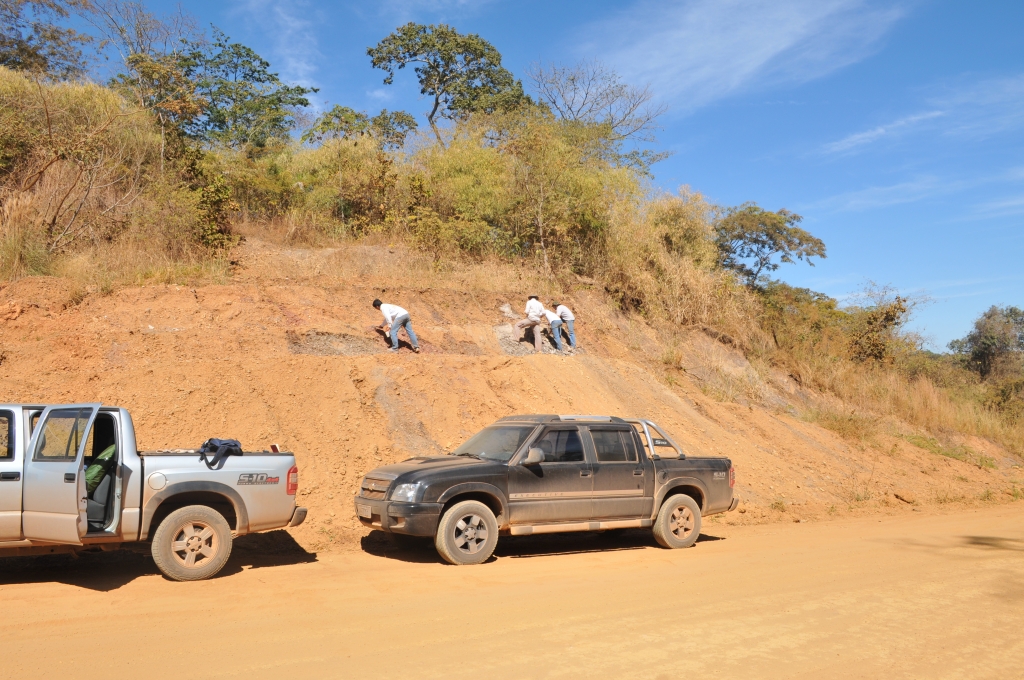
0, 239, 1019, 551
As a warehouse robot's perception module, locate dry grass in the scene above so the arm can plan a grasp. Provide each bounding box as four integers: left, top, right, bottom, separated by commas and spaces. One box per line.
901, 434, 997, 470
802, 404, 879, 443
601, 192, 765, 349
789, 354, 1023, 455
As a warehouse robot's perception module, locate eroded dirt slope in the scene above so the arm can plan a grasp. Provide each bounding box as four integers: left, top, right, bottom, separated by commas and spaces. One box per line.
0, 239, 1019, 551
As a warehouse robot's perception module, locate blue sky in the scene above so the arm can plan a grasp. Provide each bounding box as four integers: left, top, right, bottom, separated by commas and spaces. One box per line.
141, 0, 1024, 349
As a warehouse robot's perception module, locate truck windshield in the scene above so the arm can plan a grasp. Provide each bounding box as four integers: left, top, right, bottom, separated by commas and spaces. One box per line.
451, 426, 535, 463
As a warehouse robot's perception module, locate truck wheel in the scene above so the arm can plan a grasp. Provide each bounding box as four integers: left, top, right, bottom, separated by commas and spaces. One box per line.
653, 494, 702, 549
434, 500, 498, 566
151, 505, 233, 581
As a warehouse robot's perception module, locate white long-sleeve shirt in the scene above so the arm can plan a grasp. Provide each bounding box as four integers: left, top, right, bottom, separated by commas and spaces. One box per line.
543, 309, 561, 324
555, 305, 575, 321
524, 298, 544, 322
379, 303, 408, 325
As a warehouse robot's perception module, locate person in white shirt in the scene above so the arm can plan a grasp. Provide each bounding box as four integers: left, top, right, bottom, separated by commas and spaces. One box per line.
514, 295, 545, 352
549, 302, 576, 349
543, 308, 564, 351
373, 299, 420, 353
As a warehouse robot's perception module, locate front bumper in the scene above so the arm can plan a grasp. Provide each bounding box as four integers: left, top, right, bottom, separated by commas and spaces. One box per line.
354, 496, 442, 536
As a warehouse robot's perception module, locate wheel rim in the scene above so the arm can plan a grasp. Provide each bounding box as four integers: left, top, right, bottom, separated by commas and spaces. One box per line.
452, 513, 489, 555
669, 505, 695, 540
169, 520, 219, 569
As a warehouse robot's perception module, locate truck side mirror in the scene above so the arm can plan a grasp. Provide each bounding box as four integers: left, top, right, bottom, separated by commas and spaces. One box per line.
522, 447, 545, 465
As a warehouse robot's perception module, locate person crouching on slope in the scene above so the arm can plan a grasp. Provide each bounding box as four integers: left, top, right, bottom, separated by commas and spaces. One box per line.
514, 295, 545, 352
543, 307, 564, 352
373, 299, 421, 353
549, 302, 577, 350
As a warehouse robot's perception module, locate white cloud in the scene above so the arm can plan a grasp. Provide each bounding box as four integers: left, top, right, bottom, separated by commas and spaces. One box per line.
234, 0, 323, 88
974, 194, 1024, 218
805, 177, 941, 212
383, 0, 493, 7
930, 74, 1024, 138
375, 0, 497, 20
581, 0, 906, 112
822, 111, 944, 154
823, 75, 1024, 154
366, 88, 394, 102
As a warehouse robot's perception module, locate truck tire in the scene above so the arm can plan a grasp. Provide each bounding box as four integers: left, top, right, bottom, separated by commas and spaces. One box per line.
653, 494, 702, 549
151, 505, 233, 581
434, 500, 498, 566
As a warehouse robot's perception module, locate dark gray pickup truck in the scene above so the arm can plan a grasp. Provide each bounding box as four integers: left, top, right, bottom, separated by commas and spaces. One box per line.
355, 415, 737, 565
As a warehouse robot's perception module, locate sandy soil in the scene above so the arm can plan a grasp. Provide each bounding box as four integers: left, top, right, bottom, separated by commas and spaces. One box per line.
2, 505, 1022, 679
0, 239, 1019, 554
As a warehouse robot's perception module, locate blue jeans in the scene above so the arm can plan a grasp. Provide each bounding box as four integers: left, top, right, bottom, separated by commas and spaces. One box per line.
563, 319, 576, 348
390, 314, 419, 350
550, 320, 563, 351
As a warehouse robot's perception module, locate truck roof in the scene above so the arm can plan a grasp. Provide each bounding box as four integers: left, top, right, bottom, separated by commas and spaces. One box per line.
495, 414, 629, 424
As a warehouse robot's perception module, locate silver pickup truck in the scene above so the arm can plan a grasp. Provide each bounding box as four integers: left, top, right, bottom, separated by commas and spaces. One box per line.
0, 403, 307, 581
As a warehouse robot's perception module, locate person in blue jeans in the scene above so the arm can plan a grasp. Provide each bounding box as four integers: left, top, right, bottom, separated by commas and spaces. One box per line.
550, 302, 577, 350
373, 299, 420, 353
543, 308, 564, 351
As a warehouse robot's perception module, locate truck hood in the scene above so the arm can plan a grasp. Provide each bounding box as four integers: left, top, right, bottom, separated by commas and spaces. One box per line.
365, 455, 503, 480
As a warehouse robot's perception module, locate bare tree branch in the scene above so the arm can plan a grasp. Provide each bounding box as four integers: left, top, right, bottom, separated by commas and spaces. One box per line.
527, 60, 667, 142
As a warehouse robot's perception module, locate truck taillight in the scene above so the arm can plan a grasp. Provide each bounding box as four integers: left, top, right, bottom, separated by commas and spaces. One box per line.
287, 466, 299, 495
729, 465, 736, 488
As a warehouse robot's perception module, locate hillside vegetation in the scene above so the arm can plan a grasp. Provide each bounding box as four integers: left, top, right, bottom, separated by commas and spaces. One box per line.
1, 3, 1022, 496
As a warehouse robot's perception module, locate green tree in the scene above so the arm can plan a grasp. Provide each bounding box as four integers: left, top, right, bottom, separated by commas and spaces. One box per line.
949, 305, 1024, 379
715, 203, 826, 286
183, 29, 316, 149
301, 105, 416, 150
367, 22, 529, 144
0, 0, 93, 78
114, 51, 205, 169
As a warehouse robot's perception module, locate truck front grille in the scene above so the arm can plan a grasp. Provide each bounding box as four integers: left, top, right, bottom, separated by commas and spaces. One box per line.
360, 477, 392, 500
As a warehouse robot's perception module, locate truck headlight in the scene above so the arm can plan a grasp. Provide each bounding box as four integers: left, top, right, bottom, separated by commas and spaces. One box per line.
390, 482, 424, 502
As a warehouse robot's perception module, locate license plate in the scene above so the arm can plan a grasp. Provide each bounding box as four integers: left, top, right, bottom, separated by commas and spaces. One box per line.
356, 503, 371, 519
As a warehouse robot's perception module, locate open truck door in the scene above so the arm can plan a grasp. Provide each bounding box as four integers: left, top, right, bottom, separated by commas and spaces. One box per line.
22, 404, 101, 545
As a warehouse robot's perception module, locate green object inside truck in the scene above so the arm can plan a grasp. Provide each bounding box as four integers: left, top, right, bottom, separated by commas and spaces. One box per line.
85, 444, 116, 495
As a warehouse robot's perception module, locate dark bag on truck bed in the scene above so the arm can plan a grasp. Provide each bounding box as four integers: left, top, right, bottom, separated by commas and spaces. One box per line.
198, 438, 243, 470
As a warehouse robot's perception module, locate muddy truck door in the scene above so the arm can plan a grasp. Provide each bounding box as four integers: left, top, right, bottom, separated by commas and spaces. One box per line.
21, 404, 101, 545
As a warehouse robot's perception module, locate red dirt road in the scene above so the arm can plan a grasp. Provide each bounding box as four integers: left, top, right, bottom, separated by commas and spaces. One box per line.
3, 505, 1022, 679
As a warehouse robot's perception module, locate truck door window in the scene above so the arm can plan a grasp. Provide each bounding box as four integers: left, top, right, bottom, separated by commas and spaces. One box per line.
533, 429, 584, 463
591, 429, 638, 463
0, 411, 11, 460
33, 408, 90, 461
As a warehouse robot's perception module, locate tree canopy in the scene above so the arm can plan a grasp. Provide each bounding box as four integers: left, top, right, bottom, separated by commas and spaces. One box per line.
949, 305, 1024, 379
0, 0, 93, 78
526, 60, 670, 173
367, 22, 529, 144
183, 29, 316, 149
301, 105, 417, 150
715, 203, 826, 286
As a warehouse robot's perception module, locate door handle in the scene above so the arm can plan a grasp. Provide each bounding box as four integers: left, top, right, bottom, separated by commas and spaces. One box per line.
64, 473, 76, 483
633, 469, 644, 476
0, 472, 19, 481
580, 470, 592, 478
